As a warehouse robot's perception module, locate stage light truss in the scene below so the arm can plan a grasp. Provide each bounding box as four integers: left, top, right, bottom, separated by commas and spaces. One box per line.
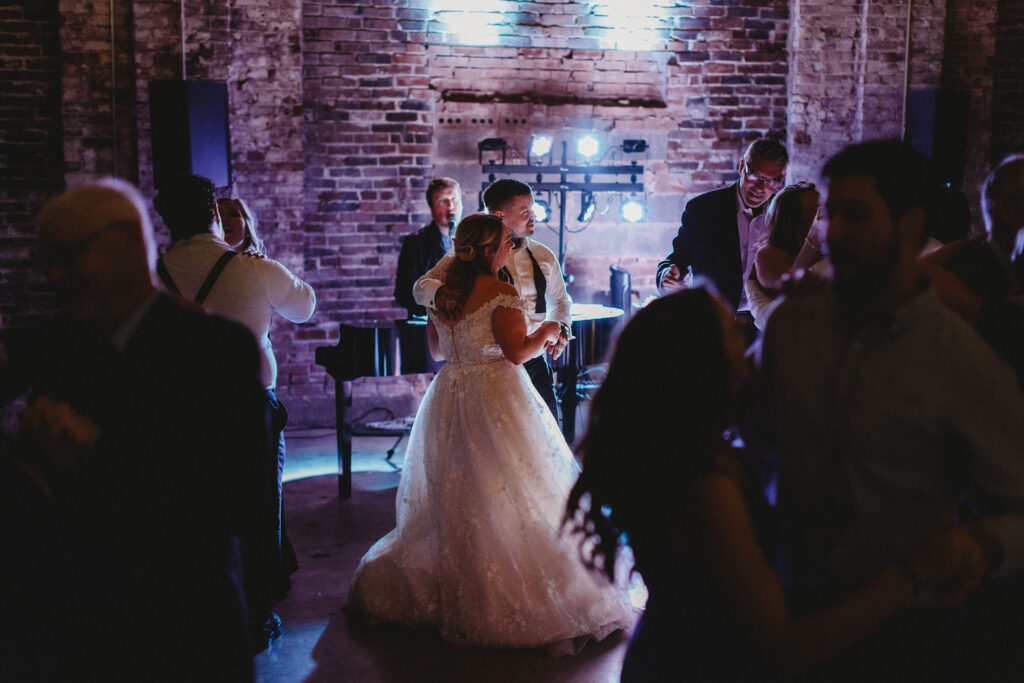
480, 138, 646, 270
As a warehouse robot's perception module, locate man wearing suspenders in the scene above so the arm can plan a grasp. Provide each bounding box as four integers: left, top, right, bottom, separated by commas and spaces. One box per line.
153, 174, 316, 653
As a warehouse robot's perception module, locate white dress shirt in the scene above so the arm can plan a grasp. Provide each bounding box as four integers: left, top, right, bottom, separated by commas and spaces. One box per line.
160, 233, 316, 388
736, 187, 767, 311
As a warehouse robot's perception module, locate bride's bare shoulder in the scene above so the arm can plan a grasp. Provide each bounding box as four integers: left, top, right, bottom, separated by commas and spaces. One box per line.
492, 279, 517, 298
460, 275, 511, 316
470, 274, 513, 299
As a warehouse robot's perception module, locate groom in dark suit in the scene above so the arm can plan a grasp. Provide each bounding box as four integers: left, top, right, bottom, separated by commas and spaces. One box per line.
4, 179, 265, 681
656, 138, 788, 336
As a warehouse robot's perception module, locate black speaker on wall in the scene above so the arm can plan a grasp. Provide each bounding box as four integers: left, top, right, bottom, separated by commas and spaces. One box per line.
906, 88, 969, 189
149, 80, 232, 189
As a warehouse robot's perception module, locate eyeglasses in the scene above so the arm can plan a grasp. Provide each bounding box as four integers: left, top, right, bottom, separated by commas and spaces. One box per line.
742, 161, 784, 189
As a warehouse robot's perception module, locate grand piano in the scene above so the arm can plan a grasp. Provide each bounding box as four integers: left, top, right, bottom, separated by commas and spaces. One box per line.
314, 321, 399, 500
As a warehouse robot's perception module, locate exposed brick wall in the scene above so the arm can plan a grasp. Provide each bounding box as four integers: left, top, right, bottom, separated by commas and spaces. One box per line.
942, 0, 997, 231
59, 0, 137, 187
4, 0, 1024, 426
299, 0, 435, 423
129, 0, 313, 415
993, 0, 1024, 158
301, 0, 432, 318
131, 0, 184, 198
787, 0, 945, 184
0, 1, 63, 328
222, 1, 309, 412
421, 1, 788, 303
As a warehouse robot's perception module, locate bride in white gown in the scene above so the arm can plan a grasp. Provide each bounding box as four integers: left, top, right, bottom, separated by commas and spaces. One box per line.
348, 213, 633, 652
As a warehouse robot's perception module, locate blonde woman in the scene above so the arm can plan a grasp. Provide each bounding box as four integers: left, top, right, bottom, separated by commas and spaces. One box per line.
217, 197, 265, 255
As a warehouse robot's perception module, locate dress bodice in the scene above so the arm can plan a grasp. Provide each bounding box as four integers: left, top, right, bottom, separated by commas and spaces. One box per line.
428, 294, 529, 366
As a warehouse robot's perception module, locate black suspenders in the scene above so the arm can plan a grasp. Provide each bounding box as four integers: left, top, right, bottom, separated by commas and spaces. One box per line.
157, 250, 238, 305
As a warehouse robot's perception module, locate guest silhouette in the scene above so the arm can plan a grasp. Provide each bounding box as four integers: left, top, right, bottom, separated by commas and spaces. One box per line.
4, 179, 265, 680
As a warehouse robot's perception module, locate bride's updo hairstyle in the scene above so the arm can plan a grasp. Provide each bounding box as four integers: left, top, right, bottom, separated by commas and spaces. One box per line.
442, 212, 505, 309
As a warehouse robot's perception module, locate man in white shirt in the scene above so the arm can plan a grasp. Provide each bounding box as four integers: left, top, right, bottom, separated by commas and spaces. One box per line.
154, 174, 316, 652
413, 179, 572, 419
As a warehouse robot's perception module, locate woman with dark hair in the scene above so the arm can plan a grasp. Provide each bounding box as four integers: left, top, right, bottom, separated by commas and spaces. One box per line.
349, 213, 632, 654
567, 287, 971, 680
745, 182, 824, 329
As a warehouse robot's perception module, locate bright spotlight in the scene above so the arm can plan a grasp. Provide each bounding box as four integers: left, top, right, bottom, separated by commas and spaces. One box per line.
530, 135, 553, 158
577, 134, 600, 159
533, 199, 550, 223
621, 198, 644, 223
578, 191, 596, 222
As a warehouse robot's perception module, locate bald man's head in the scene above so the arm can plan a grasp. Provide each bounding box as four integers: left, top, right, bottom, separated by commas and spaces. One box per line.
36, 179, 157, 331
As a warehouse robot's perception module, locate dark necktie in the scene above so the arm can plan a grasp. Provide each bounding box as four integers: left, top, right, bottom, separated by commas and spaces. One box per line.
524, 246, 547, 314
498, 267, 514, 284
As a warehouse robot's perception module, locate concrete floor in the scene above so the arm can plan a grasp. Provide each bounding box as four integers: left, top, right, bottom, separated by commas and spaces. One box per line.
254, 429, 638, 682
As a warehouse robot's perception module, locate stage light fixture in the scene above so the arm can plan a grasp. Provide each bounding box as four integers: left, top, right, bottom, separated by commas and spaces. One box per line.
478, 137, 507, 151
621, 197, 645, 223
577, 134, 600, 159
533, 199, 550, 223
578, 191, 596, 222
529, 134, 553, 158
478, 137, 507, 165
621, 139, 648, 153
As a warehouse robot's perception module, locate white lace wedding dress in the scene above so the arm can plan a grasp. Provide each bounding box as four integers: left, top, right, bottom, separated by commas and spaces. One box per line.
348, 294, 633, 651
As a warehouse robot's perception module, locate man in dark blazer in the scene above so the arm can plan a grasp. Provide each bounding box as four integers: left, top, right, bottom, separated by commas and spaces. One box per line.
394, 177, 463, 317
4, 179, 265, 681
656, 139, 788, 322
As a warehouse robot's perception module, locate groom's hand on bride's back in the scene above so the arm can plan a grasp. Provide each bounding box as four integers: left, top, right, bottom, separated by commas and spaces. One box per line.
434, 286, 463, 321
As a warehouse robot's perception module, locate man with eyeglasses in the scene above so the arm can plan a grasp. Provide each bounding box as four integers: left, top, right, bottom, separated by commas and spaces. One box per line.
656, 138, 788, 340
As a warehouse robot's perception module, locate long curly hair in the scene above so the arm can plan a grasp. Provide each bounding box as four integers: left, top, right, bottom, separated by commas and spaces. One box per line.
765, 182, 818, 256
441, 212, 505, 309
566, 287, 736, 582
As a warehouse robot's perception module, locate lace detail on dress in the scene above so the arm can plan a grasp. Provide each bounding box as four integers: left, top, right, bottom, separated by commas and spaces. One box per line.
428, 294, 531, 366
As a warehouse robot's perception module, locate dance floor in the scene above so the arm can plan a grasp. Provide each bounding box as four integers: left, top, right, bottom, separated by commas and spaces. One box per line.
253, 429, 638, 682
